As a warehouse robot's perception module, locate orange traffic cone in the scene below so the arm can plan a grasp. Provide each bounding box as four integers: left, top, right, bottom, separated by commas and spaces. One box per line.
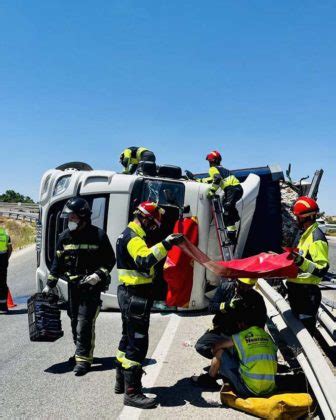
7, 289, 17, 308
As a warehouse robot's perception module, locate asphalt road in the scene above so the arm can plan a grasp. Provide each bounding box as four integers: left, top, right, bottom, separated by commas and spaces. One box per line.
0, 246, 250, 419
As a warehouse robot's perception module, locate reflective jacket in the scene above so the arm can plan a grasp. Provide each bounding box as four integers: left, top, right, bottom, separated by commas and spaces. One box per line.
0, 227, 10, 254
288, 222, 329, 285
116, 221, 168, 286
232, 326, 277, 396
47, 223, 115, 290
122, 147, 149, 174
200, 165, 240, 192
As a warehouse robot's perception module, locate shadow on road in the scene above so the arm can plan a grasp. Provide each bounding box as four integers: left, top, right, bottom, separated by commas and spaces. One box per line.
45, 356, 157, 375
144, 377, 221, 408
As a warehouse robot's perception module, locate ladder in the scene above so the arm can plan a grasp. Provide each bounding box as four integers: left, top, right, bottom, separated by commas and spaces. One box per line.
210, 195, 234, 261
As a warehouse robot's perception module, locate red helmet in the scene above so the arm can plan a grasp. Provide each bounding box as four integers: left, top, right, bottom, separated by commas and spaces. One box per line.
293, 196, 319, 217
136, 201, 165, 226
206, 150, 222, 164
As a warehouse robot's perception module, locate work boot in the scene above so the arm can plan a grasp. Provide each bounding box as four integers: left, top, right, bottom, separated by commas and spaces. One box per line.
0, 302, 8, 314
226, 231, 237, 245
114, 361, 125, 394
73, 361, 91, 376
124, 366, 157, 409
68, 355, 76, 368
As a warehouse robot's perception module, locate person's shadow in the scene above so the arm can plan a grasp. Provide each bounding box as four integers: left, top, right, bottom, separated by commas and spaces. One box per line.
45, 357, 156, 375
7, 308, 28, 315
144, 377, 222, 408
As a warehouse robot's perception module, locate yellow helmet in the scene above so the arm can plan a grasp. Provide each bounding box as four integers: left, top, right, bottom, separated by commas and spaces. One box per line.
238, 278, 257, 286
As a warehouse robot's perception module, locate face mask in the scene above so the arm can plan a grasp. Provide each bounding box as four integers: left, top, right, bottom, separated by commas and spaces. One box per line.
68, 221, 78, 231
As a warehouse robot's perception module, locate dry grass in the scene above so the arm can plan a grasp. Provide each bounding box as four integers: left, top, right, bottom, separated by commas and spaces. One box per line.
0, 217, 36, 250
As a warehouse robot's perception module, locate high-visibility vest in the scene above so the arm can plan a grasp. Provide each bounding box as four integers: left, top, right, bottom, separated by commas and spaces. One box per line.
232, 326, 277, 396
287, 222, 329, 285
0, 228, 9, 253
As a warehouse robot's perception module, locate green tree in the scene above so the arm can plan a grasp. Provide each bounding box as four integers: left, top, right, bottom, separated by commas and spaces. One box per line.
0, 190, 35, 203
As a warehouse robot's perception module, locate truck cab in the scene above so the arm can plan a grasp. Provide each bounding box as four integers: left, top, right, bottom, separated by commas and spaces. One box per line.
36, 162, 283, 310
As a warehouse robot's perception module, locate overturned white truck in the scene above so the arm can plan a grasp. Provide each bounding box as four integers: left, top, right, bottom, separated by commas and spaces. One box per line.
36, 162, 285, 310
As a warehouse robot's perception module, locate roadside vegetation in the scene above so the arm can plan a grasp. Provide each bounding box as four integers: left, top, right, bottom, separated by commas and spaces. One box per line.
0, 217, 35, 250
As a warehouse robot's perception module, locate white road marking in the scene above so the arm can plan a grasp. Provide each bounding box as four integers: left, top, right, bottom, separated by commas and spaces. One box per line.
118, 313, 181, 420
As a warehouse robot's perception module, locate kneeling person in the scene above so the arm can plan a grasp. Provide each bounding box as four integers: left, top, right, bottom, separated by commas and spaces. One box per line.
212, 303, 277, 398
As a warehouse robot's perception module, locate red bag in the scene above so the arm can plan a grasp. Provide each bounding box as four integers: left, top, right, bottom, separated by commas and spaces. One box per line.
163, 218, 199, 307
179, 238, 298, 279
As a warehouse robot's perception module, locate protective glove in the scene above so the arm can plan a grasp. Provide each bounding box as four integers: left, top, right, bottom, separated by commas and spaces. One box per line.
185, 170, 195, 180
163, 233, 185, 250
42, 285, 59, 296
81, 273, 101, 286
289, 250, 304, 266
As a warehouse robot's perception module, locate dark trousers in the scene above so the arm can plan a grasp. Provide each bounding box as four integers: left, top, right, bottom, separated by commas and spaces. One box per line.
195, 328, 228, 359
287, 282, 321, 334
0, 266, 9, 307
223, 185, 243, 227
67, 283, 101, 363
117, 284, 153, 367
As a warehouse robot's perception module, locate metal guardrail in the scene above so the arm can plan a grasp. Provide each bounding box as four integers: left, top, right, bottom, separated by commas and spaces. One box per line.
258, 279, 336, 420
0, 210, 38, 222
0, 202, 39, 212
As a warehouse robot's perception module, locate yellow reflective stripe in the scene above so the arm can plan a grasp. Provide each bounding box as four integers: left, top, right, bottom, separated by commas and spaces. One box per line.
75, 355, 92, 363
56, 250, 63, 257
118, 269, 153, 285
123, 149, 132, 158
227, 225, 237, 232
48, 274, 58, 281
122, 356, 141, 369
116, 349, 126, 364
151, 243, 167, 261
63, 244, 99, 250
220, 302, 226, 312
89, 306, 100, 360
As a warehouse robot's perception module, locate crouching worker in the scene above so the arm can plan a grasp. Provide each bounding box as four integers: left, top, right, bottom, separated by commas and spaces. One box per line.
193, 278, 266, 388
43, 198, 115, 376
211, 302, 277, 398
115, 201, 184, 409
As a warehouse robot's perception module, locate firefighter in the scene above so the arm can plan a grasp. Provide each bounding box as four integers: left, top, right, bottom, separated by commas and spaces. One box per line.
115, 201, 184, 409
43, 197, 115, 376
193, 278, 266, 388
119, 147, 156, 174
287, 196, 329, 334
0, 227, 12, 314
186, 150, 243, 244
211, 302, 277, 398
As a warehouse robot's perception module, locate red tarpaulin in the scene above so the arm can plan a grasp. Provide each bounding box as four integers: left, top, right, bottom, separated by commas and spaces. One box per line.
163, 218, 199, 307
179, 238, 298, 279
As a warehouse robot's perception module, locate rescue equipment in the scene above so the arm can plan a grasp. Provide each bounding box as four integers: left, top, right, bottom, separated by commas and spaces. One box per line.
220, 388, 313, 419
179, 238, 298, 278
164, 217, 199, 307
28, 293, 63, 342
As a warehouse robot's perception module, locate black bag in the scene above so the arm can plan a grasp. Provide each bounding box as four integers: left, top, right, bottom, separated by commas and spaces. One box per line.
27, 293, 64, 342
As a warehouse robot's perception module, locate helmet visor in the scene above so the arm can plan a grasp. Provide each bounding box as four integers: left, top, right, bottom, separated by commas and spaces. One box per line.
60, 204, 74, 219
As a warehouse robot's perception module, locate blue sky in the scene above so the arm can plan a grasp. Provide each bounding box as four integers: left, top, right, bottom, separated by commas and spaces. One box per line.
1, 1, 335, 213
